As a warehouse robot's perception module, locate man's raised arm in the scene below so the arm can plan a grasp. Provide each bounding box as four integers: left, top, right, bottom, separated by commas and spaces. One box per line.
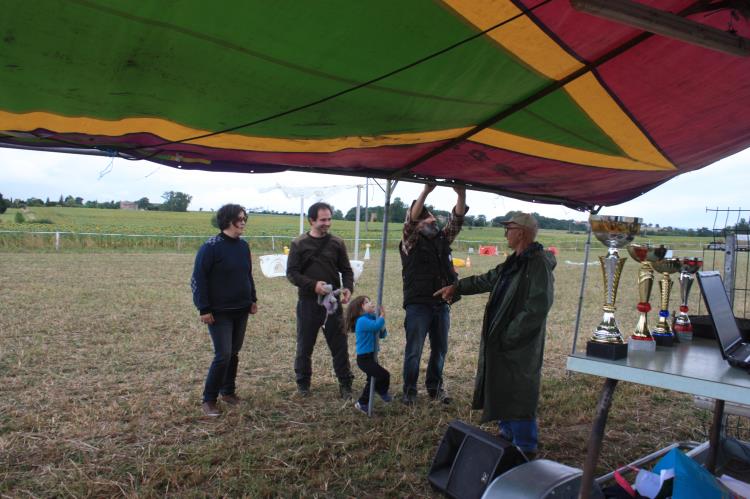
453, 185, 466, 216
410, 183, 436, 220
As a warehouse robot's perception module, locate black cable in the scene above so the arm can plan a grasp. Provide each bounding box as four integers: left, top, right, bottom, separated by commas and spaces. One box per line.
24, 130, 168, 162
23, 130, 145, 160
124, 0, 553, 153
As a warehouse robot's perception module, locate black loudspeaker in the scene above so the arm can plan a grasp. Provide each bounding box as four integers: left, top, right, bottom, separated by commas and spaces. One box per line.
428, 420, 528, 499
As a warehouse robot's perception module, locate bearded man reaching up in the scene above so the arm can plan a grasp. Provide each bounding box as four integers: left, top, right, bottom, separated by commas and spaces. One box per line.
399, 184, 466, 406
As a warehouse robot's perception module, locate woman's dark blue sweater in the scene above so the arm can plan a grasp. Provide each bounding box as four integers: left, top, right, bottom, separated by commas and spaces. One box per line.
191, 232, 257, 315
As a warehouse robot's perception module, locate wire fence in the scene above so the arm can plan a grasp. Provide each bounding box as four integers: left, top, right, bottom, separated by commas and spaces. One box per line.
0, 229, 717, 255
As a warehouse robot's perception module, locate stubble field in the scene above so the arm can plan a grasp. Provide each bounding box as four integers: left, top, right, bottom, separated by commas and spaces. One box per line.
0, 238, 722, 497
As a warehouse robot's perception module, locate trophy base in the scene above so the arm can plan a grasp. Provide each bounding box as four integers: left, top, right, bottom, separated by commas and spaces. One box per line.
586, 340, 628, 360
674, 324, 693, 342
628, 338, 656, 353
652, 333, 674, 347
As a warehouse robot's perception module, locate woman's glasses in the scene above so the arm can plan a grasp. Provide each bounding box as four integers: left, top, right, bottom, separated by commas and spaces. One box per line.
235, 216, 248, 223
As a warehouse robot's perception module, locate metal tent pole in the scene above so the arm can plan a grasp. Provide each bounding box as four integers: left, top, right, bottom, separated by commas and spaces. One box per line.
368, 179, 395, 416
571, 216, 594, 354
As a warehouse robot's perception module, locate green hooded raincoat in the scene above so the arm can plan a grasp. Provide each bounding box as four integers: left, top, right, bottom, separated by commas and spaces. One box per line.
455, 244, 556, 422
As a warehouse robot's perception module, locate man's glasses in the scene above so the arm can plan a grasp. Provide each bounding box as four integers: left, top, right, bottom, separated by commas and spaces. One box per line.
504, 226, 522, 235
235, 216, 248, 223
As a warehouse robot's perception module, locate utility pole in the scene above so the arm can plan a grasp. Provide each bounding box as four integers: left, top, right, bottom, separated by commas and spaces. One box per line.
364, 177, 369, 232
354, 185, 361, 260
299, 196, 304, 235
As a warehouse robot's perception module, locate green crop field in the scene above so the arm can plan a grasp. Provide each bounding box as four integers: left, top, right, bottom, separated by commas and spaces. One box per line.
0, 206, 715, 254
1, 206, 744, 496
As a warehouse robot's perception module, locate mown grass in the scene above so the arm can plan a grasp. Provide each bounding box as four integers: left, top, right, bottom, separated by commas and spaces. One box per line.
1, 243, 728, 497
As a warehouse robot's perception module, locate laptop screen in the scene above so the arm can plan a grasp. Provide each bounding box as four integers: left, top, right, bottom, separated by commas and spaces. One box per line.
697, 271, 742, 357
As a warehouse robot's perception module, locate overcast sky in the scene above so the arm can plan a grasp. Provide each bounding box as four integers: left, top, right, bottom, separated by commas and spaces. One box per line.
2, 146, 748, 229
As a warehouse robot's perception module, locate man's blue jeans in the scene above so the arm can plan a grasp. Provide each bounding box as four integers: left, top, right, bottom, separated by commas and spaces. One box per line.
402, 303, 450, 395
203, 311, 248, 403
499, 419, 538, 454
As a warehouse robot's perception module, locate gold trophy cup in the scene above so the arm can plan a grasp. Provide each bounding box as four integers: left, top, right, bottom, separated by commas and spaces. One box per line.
626, 244, 666, 352
673, 257, 703, 341
649, 255, 682, 347
587, 215, 642, 360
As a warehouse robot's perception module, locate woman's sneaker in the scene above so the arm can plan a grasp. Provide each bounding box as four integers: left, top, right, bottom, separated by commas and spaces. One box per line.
354, 401, 368, 414
220, 394, 241, 405
201, 401, 220, 417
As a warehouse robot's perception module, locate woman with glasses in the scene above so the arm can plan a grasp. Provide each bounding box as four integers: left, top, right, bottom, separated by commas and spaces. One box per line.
191, 204, 258, 417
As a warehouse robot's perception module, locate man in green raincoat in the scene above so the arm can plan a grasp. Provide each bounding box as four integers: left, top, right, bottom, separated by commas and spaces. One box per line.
434, 212, 555, 458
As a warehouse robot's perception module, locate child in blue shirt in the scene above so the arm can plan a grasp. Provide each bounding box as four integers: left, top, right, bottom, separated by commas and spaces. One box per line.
344, 295, 391, 413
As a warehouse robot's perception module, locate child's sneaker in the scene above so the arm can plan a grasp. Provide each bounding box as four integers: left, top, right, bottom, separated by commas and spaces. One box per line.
354, 401, 368, 414
379, 392, 393, 403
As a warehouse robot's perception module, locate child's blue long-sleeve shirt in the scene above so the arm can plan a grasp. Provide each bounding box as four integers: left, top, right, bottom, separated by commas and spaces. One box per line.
355, 313, 387, 355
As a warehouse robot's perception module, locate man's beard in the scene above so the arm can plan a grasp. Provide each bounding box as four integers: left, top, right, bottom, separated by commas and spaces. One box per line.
419, 223, 439, 239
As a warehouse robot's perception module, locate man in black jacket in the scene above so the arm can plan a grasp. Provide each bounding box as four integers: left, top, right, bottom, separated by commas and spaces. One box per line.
400, 184, 466, 405
286, 202, 355, 399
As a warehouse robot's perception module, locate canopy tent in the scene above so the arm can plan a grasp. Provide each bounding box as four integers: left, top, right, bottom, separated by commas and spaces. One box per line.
2, 1, 749, 210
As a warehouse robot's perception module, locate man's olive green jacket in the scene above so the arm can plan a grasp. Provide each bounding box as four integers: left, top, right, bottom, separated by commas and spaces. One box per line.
455, 244, 556, 422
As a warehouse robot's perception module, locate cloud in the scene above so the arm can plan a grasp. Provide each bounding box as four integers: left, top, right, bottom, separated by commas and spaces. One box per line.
2, 146, 749, 228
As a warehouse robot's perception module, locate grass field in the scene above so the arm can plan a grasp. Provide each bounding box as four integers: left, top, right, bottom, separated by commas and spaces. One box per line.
3, 231, 737, 496
2, 207, 744, 496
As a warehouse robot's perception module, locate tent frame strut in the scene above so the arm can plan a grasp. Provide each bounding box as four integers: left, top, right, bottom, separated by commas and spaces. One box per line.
367, 179, 396, 416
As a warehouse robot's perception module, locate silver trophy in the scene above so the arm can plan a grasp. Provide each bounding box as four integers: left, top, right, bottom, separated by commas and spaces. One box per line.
587, 215, 642, 359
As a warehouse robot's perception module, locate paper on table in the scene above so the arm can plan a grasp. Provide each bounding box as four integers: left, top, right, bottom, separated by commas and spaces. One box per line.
634, 468, 675, 499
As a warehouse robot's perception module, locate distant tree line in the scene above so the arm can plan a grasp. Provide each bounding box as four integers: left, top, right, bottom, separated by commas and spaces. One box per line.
0, 191, 193, 212
248, 207, 345, 219
343, 197, 453, 224
641, 223, 748, 237
342, 202, 590, 232
339, 205, 748, 236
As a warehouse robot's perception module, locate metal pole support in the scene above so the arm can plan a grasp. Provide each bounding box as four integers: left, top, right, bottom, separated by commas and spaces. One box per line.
580, 378, 618, 499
